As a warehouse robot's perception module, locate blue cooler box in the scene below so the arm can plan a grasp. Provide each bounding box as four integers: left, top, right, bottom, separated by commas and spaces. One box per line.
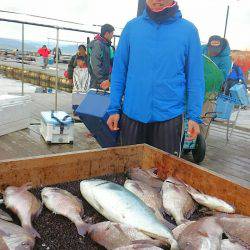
75, 90, 119, 148
215, 95, 235, 120
230, 84, 250, 106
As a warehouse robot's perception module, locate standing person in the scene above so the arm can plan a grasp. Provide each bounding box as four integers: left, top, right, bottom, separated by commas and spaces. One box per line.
37, 45, 50, 69
224, 62, 247, 96
67, 44, 87, 84
107, 0, 205, 156
202, 35, 231, 80
87, 24, 115, 90
52, 47, 62, 62
73, 56, 90, 93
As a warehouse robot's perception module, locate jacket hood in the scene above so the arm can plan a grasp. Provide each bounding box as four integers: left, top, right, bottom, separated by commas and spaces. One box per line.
94, 34, 111, 45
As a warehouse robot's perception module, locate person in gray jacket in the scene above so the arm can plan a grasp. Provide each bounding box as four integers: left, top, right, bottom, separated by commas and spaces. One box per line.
88, 24, 115, 90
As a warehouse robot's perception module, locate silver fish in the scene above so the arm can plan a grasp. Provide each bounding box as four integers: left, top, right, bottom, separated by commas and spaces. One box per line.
124, 180, 168, 226
216, 214, 250, 249
0, 209, 12, 222
88, 221, 159, 250
128, 168, 163, 191
161, 177, 196, 225
0, 219, 35, 250
41, 187, 88, 236
172, 221, 195, 240
185, 185, 235, 213
178, 216, 223, 250
114, 244, 164, 250
4, 183, 42, 238
80, 179, 179, 250
221, 239, 247, 250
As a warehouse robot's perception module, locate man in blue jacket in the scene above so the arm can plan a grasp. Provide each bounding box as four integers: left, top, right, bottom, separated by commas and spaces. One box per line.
107, 0, 205, 155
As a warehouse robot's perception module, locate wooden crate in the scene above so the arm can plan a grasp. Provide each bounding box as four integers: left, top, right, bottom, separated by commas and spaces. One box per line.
0, 144, 249, 216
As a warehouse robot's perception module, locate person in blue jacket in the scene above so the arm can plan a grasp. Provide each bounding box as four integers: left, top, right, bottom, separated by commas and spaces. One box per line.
224, 62, 247, 96
202, 35, 231, 80
107, 0, 205, 155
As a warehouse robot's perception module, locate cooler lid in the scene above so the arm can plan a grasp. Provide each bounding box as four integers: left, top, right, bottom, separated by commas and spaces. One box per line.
41, 111, 74, 125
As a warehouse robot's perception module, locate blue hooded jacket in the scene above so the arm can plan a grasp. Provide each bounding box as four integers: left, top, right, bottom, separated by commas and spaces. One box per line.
202, 44, 231, 80
108, 10, 205, 124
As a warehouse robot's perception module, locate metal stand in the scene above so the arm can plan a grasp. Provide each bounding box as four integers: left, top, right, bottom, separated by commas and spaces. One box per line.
55, 28, 59, 111
21, 24, 24, 96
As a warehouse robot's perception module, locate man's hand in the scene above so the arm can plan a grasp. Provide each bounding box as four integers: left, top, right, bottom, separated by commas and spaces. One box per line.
100, 80, 110, 90
107, 114, 120, 131
68, 78, 73, 84
188, 120, 200, 140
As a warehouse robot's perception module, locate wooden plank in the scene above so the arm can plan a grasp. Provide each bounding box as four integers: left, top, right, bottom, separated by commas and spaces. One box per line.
0, 145, 142, 190
142, 145, 250, 216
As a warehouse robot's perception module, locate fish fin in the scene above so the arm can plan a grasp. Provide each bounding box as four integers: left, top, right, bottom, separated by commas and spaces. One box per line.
76, 222, 89, 237
131, 182, 145, 194
198, 230, 209, 238
132, 239, 161, 246
23, 225, 41, 239
113, 223, 127, 235
185, 184, 200, 195
34, 202, 43, 219
161, 219, 177, 231
146, 168, 159, 178
20, 183, 33, 191
0, 209, 13, 222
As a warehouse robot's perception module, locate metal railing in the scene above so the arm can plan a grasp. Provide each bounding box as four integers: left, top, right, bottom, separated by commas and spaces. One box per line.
0, 17, 120, 110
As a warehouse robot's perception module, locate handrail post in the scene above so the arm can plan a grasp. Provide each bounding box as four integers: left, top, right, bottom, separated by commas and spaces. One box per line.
55, 27, 59, 111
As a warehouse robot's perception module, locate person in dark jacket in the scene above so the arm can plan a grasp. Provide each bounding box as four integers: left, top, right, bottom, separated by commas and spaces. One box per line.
107, 0, 205, 156
87, 24, 115, 90
67, 45, 87, 84
52, 47, 62, 62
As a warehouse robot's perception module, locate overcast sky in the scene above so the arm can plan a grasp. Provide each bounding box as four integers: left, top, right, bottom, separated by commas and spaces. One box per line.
0, 0, 249, 50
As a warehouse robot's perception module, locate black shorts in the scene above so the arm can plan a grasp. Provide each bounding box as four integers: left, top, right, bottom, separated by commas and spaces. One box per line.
120, 114, 183, 156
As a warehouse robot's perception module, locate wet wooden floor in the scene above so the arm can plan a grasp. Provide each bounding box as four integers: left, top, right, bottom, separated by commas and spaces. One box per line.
0, 122, 249, 188
0, 79, 249, 188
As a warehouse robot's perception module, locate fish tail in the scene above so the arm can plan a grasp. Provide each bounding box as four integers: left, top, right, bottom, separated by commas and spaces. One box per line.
23, 225, 41, 238
170, 241, 180, 250
76, 222, 89, 237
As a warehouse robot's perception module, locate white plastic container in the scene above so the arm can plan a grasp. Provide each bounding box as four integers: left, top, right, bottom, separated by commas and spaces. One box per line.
0, 95, 31, 136
40, 111, 74, 144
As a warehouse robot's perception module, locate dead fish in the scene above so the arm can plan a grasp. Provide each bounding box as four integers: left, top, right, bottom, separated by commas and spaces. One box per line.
221, 239, 247, 250
4, 183, 42, 238
178, 216, 223, 250
41, 187, 88, 237
172, 221, 196, 240
161, 177, 196, 225
80, 179, 179, 250
216, 214, 250, 249
0, 209, 12, 222
88, 221, 160, 250
124, 180, 170, 226
185, 185, 235, 213
114, 244, 164, 250
128, 168, 163, 190
0, 219, 35, 249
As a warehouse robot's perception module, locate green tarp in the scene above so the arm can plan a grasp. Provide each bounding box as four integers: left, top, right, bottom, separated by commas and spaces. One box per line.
203, 54, 224, 101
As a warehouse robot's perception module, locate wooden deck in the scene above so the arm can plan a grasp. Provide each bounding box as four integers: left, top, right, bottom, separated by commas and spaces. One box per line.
0, 77, 249, 188
0, 122, 249, 188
